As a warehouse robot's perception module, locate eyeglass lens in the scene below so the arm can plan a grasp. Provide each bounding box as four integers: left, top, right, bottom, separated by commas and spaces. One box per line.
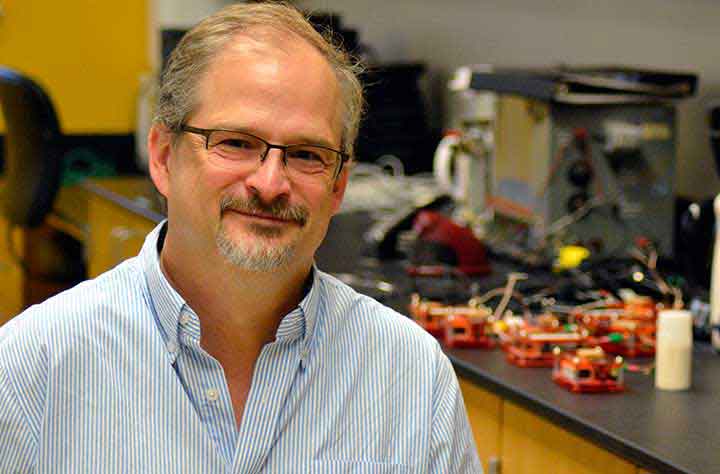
207, 130, 339, 178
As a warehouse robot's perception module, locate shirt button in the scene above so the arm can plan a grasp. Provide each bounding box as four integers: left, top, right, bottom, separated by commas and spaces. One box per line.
206, 388, 220, 402
167, 341, 178, 354
179, 313, 192, 326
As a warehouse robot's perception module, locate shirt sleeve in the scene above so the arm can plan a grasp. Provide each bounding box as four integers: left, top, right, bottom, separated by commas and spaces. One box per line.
0, 363, 36, 473
428, 349, 483, 474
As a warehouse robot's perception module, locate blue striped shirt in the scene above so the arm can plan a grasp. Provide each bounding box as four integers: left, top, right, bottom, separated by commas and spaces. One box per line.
0, 222, 481, 473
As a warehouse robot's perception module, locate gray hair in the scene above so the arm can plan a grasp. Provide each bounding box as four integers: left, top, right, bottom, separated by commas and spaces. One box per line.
154, 1, 364, 158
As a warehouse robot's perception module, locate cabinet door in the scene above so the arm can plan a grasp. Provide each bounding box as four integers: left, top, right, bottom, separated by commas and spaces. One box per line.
87, 197, 155, 278
0, 215, 23, 324
459, 377, 502, 474
501, 401, 636, 474
0, 0, 149, 133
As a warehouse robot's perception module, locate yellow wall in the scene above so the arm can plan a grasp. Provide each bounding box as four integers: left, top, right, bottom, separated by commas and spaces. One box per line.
0, 0, 150, 133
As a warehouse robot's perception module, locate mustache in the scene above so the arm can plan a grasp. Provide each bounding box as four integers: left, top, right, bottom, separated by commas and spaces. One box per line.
220, 195, 309, 226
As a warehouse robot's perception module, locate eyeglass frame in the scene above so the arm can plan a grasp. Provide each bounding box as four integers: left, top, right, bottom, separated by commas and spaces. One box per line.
178, 124, 350, 180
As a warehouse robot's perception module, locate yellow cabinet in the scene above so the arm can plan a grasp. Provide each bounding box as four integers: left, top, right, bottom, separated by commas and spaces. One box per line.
459, 377, 503, 474
87, 192, 156, 278
500, 400, 636, 474
0, 0, 150, 133
0, 215, 23, 325
460, 375, 655, 474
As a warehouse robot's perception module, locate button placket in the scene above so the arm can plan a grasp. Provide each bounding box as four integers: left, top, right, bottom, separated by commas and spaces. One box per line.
179, 312, 192, 326
167, 341, 178, 354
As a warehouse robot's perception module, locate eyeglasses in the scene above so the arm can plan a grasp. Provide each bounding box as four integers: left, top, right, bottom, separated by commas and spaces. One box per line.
180, 125, 349, 181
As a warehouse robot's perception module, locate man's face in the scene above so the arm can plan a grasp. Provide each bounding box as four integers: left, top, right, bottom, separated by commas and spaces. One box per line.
152, 31, 348, 273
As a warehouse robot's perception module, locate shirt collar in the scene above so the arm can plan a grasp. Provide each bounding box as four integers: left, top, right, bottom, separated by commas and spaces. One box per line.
286, 266, 321, 352
142, 222, 186, 363
141, 220, 322, 363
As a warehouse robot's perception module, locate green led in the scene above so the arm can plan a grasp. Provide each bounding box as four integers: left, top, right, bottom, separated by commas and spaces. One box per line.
563, 324, 577, 332
608, 333, 624, 343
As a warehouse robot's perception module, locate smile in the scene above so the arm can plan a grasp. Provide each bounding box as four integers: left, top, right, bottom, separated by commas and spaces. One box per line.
227, 209, 298, 225
219, 195, 310, 227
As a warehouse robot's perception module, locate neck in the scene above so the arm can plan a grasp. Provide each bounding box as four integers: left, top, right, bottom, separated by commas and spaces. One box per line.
159, 232, 311, 354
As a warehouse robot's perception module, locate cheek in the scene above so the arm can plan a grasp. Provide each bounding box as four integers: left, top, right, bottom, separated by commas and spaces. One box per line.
168, 160, 236, 220
306, 192, 338, 236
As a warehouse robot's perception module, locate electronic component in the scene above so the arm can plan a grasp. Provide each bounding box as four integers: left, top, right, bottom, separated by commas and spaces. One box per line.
552, 346, 625, 393
451, 66, 696, 258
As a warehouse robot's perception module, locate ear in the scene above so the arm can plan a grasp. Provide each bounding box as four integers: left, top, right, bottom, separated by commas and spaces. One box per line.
148, 123, 174, 198
330, 161, 352, 216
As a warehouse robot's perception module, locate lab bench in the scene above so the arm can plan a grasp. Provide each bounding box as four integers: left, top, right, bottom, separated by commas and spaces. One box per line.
448, 343, 719, 474
1, 176, 718, 474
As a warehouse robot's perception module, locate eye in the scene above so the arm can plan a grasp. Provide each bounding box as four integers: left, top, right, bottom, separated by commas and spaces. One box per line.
217, 138, 255, 150
286, 147, 326, 163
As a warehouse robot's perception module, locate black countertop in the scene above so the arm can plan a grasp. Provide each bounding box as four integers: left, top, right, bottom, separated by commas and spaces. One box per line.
447, 344, 719, 474
81, 180, 720, 474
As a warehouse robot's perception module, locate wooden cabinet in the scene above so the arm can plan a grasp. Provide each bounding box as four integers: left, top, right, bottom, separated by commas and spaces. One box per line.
501, 401, 636, 474
86, 192, 156, 278
459, 376, 646, 474
459, 377, 502, 474
0, 215, 23, 325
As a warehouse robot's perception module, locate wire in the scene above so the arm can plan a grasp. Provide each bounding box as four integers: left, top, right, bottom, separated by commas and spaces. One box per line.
492, 272, 529, 321
543, 196, 606, 239
339, 162, 441, 215
536, 139, 571, 199
624, 362, 654, 375
628, 245, 683, 308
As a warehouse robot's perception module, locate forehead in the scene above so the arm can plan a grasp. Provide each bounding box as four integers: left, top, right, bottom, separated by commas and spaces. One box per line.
191, 29, 343, 145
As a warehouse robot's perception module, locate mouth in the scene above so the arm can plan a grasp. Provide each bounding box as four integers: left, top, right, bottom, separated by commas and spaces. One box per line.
220, 195, 309, 228
227, 209, 297, 225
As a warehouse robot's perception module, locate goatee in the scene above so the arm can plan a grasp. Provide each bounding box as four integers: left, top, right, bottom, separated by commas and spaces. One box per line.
215, 194, 309, 271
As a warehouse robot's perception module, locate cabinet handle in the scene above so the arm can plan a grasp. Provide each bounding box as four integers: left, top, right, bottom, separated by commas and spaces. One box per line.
487, 456, 501, 474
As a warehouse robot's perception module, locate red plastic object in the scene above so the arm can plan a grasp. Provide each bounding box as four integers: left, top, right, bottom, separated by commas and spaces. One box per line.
506, 331, 585, 368
408, 294, 495, 349
444, 309, 495, 349
408, 211, 491, 276
408, 294, 447, 343
574, 298, 657, 358
552, 347, 625, 393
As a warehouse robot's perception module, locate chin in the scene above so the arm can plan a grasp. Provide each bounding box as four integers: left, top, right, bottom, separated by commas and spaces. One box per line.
218, 240, 297, 272
215, 226, 300, 272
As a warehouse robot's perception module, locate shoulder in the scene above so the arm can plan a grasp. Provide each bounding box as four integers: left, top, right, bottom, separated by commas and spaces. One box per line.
0, 257, 146, 370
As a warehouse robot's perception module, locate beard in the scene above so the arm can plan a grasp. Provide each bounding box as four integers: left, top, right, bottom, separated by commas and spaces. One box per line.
215, 194, 309, 272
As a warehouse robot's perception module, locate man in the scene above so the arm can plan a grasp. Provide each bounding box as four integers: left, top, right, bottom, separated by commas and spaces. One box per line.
0, 3, 481, 472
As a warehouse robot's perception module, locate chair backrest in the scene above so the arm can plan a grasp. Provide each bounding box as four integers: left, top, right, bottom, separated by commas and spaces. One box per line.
0, 67, 62, 227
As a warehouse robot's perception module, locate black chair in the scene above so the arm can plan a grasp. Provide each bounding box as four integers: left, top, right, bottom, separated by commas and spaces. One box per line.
0, 66, 62, 228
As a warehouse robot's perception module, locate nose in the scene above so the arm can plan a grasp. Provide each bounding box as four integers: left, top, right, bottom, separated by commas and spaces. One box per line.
244, 148, 292, 202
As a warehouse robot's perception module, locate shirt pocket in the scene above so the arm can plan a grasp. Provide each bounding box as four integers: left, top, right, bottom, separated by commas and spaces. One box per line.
310, 459, 411, 474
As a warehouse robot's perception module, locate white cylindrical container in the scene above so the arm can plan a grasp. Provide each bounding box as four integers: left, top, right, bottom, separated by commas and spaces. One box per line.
655, 309, 693, 391
710, 194, 720, 351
